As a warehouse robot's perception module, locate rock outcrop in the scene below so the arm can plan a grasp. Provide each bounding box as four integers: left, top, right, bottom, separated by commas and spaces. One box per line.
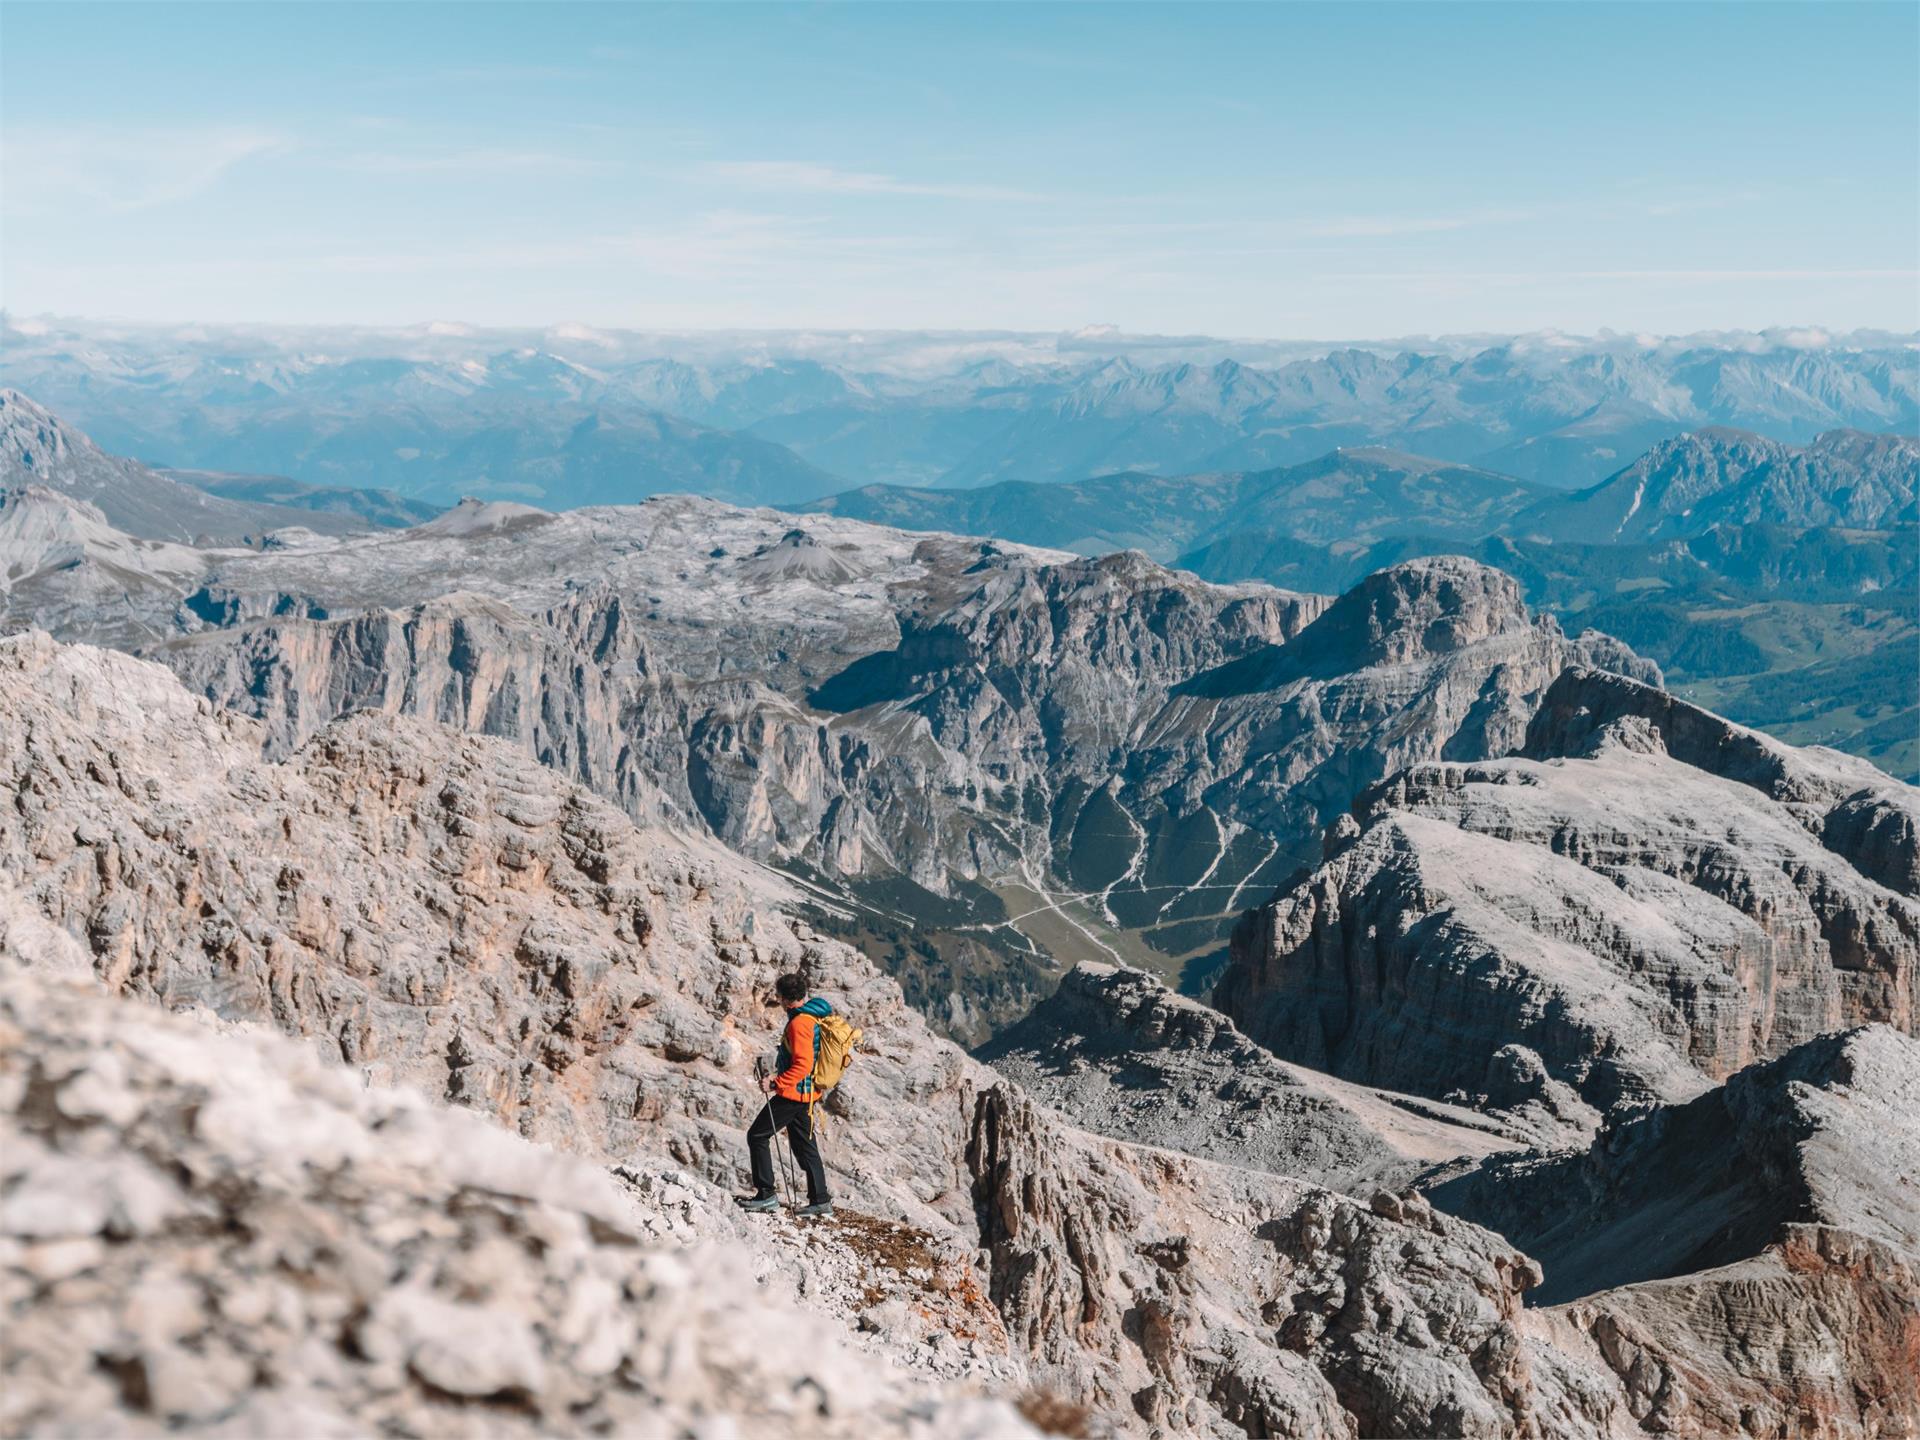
1526, 665, 1920, 896
1534, 1225, 1919, 1439
4, 463, 1667, 1035
4, 630, 1917, 1438
0, 630, 977, 1233
1216, 671, 1919, 1118
1425, 1025, 1920, 1302
0, 487, 210, 648
966, 1082, 1553, 1439
1435, 1026, 1920, 1439
0, 971, 1036, 1439
979, 961, 1535, 1192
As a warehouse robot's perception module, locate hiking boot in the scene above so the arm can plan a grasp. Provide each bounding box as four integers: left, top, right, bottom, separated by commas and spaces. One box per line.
795, 1200, 833, 1218
737, 1193, 778, 1212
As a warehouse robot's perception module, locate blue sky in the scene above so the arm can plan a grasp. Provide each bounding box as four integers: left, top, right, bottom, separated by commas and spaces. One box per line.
3, 1, 1915, 337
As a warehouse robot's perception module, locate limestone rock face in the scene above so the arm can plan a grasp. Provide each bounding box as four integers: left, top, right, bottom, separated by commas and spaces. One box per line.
1526, 665, 1920, 896
0, 630, 980, 1235
1435, 1028, 1920, 1439
4, 630, 1917, 1438
1216, 670, 1919, 1117
0, 973, 1037, 1439
0, 487, 208, 648
979, 961, 1537, 1193
0, 632, 1529, 1434
1540, 1226, 1919, 1439
6, 488, 1658, 1037
965, 1082, 1555, 1440
1261, 554, 1536, 670
2, 631, 1574, 1437
1425, 1025, 1920, 1302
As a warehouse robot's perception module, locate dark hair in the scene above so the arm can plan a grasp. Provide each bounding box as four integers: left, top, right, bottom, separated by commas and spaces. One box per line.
774, 971, 809, 1004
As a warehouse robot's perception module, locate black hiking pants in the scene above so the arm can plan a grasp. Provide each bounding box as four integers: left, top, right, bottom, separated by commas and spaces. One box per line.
747, 1096, 830, 1205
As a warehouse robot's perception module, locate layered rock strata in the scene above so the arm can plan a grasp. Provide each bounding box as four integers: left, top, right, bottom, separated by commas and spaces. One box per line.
7, 632, 1914, 1438
1216, 672, 1919, 1115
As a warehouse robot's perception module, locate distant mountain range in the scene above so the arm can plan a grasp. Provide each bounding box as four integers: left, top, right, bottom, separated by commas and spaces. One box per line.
813, 424, 1918, 779
803, 448, 1550, 558
5, 378, 1912, 777
1513, 427, 1918, 542
808, 426, 1916, 557
0, 389, 436, 543
4, 319, 1913, 500
155, 468, 442, 530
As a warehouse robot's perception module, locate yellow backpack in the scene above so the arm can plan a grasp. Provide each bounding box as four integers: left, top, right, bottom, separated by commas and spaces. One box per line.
809, 1013, 862, 1092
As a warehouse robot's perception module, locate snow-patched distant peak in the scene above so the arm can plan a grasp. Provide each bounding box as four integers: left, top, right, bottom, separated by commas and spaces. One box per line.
0, 482, 110, 530
0, 484, 204, 592
410, 497, 552, 537
546, 322, 619, 348
0, 388, 100, 475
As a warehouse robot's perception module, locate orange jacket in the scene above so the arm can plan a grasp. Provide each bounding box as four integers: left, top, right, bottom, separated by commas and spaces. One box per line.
774, 998, 832, 1101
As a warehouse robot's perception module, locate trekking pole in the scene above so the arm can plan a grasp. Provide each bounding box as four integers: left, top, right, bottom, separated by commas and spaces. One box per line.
757, 1056, 793, 1210
776, 1124, 798, 1211
808, 1091, 829, 1190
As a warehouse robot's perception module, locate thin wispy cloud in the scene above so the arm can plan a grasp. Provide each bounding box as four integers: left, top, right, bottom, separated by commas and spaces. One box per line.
706, 161, 1047, 203
3, 2, 1909, 332
330, 145, 612, 176
1330, 268, 1919, 282
1298, 211, 1534, 239
29, 210, 941, 288
3, 126, 288, 214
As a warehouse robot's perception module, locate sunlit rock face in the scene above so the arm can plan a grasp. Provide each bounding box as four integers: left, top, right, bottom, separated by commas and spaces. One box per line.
1216, 668, 1919, 1116
14, 485, 1644, 1038
4, 630, 1917, 1439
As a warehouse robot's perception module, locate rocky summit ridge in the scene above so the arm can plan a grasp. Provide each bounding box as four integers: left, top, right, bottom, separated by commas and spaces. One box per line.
3, 630, 1917, 1438
1216, 667, 1919, 1117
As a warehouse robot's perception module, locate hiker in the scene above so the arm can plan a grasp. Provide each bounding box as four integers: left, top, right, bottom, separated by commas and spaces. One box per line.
738, 971, 857, 1217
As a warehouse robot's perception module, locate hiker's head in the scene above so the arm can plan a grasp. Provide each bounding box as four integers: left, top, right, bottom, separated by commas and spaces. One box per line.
773, 971, 809, 1007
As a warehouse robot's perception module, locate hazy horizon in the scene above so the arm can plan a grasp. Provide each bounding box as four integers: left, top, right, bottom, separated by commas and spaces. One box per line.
8, 310, 1914, 356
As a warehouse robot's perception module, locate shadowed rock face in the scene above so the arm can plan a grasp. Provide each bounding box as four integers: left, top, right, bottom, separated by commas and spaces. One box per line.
1216, 673, 1920, 1118
1425, 1025, 1920, 1303
978, 961, 1542, 1193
